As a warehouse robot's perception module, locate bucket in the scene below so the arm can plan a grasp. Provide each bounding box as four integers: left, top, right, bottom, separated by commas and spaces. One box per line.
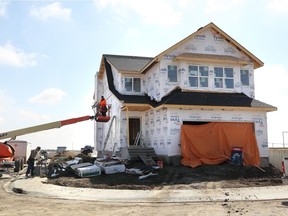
157, 160, 163, 168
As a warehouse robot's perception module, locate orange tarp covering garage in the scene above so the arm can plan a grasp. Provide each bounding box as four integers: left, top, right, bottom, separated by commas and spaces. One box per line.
181, 122, 260, 168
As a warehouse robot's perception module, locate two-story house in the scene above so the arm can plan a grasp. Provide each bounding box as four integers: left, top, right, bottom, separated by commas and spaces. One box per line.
94, 22, 276, 167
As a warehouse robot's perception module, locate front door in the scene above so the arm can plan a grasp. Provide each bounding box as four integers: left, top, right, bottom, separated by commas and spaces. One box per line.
129, 118, 140, 145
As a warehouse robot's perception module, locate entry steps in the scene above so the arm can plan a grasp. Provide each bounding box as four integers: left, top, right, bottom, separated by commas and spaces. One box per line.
128, 146, 157, 165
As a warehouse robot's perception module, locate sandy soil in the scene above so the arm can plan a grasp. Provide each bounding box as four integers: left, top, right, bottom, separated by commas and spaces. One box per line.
1, 177, 288, 216
1, 156, 287, 216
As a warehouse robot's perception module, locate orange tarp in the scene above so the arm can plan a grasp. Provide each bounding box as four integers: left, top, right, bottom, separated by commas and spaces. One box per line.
181, 122, 260, 168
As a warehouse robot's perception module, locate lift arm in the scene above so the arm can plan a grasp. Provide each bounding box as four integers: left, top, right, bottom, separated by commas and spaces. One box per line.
0, 115, 95, 141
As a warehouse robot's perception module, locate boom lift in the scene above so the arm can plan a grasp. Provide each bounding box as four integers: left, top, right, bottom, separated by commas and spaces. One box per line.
0, 98, 111, 176
0, 115, 98, 160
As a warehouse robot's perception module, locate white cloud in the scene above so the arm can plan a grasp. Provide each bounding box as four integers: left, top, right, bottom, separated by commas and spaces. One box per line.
205, 0, 244, 13
0, 42, 37, 67
17, 110, 49, 122
0, 1, 9, 16
30, 2, 71, 21
29, 88, 67, 104
94, 0, 182, 26
266, 0, 288, 13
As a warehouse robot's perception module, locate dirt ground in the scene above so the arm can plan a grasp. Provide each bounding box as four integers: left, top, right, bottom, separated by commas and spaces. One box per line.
46, 158, 284, 190
1, 157, 288, 216
0, 176, 287, 216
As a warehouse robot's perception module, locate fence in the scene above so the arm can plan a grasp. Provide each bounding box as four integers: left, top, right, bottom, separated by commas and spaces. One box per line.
269, 148, 288, 171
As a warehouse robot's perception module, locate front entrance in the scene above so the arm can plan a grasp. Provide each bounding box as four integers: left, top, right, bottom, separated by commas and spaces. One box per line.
129, 118, 140, 145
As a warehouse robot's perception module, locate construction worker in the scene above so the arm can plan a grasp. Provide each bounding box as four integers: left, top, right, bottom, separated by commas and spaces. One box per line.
26, 146, 41, 178
99, 96, 107, 116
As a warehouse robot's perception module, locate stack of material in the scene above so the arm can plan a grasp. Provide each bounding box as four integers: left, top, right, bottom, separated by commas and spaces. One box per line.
70, 162, 101, 177
95, 158, 126, 174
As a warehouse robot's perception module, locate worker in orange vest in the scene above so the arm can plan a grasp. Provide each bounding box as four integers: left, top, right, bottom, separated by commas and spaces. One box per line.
99, 96, 107, 116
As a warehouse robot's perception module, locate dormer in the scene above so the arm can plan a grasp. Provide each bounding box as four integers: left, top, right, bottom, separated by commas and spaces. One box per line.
98, 54, 153, 96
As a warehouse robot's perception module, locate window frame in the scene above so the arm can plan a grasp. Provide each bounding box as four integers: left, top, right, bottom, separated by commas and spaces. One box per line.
214, 66, 234, 89
167, 65, 178, 82
124, 77, 141, 93
188, 65, 209, 88
240, 69, 250, 86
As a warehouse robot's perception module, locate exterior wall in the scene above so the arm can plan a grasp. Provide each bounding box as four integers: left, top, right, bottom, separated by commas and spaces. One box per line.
142, 28, 256, 101
119, 111, 146, 148
141, 107, 268, 160
142, 108, 170, 155
94, 69, 122, 154
110, 64, 122, 94
143, 63, 161, 101
95, 93, 122, 154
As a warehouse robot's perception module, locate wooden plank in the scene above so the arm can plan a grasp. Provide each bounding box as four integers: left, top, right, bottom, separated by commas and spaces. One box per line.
139, 154, 156, 166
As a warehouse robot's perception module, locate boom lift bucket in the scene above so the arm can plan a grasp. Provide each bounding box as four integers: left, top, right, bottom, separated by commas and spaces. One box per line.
92, 103, 111, 123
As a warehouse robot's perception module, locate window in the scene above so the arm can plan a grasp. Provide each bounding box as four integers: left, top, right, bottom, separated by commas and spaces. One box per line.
224, 68, 234, 88
168, 65, 177, 82
214, 67, 223, 88
188, 65, 208, 87
125, 77, 141, 92
240, 70, 249, 86
214, 67, 234, 88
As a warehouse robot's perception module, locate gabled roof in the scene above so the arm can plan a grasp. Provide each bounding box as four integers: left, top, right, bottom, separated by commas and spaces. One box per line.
104, 57, 276, 112
105, 54, 153, 73
98, 22, 263, 78
141, 22, 264, 73
98, 54, 153, 79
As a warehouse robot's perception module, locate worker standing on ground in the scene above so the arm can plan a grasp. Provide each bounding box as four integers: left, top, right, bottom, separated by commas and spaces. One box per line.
99, 96, 107, 116
26, 146, 41, 178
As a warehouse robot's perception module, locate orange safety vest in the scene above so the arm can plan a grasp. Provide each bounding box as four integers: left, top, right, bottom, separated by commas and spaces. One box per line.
99, 99, 107, 112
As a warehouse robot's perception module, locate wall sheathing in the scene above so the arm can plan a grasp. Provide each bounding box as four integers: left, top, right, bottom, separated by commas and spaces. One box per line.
95, 27, 271, 165
95, 68, 122, 154
103, 105, 269, 161
110, 64, 122, 94
148, 107, 269, 159
144, 29, 256, 100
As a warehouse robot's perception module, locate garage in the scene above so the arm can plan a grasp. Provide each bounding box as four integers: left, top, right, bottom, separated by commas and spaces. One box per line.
181, 122, 260, 168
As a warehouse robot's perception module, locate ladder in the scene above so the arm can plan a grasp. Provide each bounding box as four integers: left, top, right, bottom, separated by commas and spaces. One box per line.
102, 115, 116, 152
133, 131, 141, 146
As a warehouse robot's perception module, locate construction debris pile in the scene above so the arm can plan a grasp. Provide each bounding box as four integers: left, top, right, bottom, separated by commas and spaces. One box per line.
47, 152, 162, 181
44, 150, 284, 190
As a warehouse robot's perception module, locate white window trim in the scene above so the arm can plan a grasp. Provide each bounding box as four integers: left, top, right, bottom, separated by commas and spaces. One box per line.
214, 66, 234, 89
188, 65, 209, 88
124, 77, 141, 93
167, 65, 178, 83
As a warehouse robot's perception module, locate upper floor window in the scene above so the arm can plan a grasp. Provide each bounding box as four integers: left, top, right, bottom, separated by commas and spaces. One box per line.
125, 77, 141, 92
214, 67, 234, 89
240, 70, 249, 86
188, 65, 208, 87
168, 65, 177, 82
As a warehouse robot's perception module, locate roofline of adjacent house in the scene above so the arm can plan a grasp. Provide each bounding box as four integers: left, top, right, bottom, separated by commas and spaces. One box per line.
140, 22, 264, 73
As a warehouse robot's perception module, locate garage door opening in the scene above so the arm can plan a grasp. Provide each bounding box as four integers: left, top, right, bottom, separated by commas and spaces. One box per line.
180, 122, 260, 168
183, 121, 210, 125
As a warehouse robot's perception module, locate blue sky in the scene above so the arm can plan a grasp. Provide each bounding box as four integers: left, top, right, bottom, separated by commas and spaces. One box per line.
0, 0, 288, 150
